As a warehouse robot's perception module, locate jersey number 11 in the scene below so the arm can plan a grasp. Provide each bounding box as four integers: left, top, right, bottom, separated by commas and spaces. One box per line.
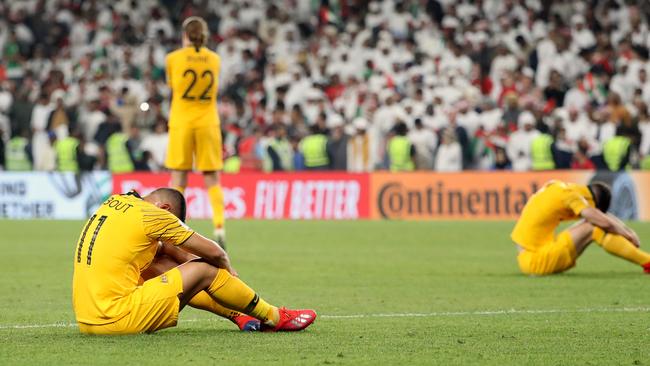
76, 215, 108, 265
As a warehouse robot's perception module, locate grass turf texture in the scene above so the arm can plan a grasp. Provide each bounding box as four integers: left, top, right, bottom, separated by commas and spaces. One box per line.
1, 220, 650, 365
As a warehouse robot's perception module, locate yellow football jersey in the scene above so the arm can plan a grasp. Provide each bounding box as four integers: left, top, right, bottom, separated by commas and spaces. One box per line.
72, 193, 194, 325
166, 46, 221, 128
511, 180, 595, 250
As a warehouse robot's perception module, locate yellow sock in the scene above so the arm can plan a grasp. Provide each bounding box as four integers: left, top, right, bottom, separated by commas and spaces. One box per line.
189, 291, 241, 320
593, 227, 650, 266
207, 269, 279, 326
207, 185, 225, 229
172, 186, 185, 194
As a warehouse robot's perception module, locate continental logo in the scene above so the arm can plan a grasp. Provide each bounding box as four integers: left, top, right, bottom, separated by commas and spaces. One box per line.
376, 181, 540, 219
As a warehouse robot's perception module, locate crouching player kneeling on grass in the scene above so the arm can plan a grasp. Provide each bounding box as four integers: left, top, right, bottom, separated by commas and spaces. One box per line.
511, 180, 650, 275
72, 188, 316, 334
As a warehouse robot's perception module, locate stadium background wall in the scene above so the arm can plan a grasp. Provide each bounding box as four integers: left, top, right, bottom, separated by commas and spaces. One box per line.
0, 172, 648, 221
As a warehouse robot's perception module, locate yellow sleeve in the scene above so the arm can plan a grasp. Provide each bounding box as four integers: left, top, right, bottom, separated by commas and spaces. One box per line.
142, 207, 194, 245
563, 188, 589, 215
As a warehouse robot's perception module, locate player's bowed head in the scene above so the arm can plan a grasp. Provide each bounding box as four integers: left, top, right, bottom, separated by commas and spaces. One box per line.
143, 188, 187, 222
587, 182, 611, 213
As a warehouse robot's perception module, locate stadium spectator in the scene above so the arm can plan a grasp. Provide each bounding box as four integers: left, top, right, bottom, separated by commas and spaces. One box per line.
408, 118, 436, 170
31, 92, 54, 170
347, 117, 374, 173
47, 90, 76, 140
0, 0, 649, 173
506, 111, 539, 171
326, 114, 348, 171
140, 120, 169, 172
290, 135, 305, 171
300, 124, 329, 171
53, 127, 81, 173
530, 125, 556, 171
434, 128, 462, 172
571, 140, 597, 170
553, 127, 574, 169
238, 126, 264, 172
265, 124, 293, 172
4, 127, 32, 171
387, 122, 415, 172
603, 126, 633, 171
104, 124, 135, 174
493, 146, 511, 170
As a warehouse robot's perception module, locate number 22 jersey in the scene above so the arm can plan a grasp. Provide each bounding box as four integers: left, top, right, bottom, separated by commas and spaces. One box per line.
166, 46, 221, 129
72, 193, 194, 325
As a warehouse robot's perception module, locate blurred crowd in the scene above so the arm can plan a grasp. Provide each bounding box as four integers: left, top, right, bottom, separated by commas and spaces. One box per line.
1, 0, 650, 173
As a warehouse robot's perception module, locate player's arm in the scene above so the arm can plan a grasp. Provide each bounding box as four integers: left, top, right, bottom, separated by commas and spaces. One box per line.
580, 207, 641, 247
159, 241, 198, 263
143, 207, 237, 275
606, 212, 641, 247
177, 233, 237, 276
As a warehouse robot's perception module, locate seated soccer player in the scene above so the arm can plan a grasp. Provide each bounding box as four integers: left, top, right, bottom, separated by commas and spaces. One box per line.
139, 240, 260, 331
511, 180, 650, 275
72, 188, 316, 334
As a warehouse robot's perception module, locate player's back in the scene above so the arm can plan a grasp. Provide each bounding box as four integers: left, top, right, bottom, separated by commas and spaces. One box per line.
511, 180, 594, 250
72, 193, 191, 325
166, 46, 221, 129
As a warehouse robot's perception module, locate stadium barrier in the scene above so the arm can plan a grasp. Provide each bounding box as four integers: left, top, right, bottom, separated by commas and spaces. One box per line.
0, 172, 111, 219
1, 171, 649, 220
112, 172, 370, 220
370, 171, 650, 221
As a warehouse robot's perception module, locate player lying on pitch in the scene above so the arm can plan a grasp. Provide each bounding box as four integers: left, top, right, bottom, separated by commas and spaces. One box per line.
511, 179, 650, 275
72, 188, 316, 334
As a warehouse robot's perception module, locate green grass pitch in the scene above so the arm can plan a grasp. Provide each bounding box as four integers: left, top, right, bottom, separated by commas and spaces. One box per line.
1, 219, 650, 365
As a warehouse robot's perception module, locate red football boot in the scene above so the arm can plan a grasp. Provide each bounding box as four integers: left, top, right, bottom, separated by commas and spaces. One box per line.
232, 314, 261, 331
643, 262, 650, 274
263, 307, 317, 332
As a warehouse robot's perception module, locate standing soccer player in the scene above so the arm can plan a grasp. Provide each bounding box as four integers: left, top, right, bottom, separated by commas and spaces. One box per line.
165, 17, 226, 245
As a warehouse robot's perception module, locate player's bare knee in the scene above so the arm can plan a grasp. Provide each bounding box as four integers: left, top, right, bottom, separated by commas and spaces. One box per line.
202, 171, 220, 186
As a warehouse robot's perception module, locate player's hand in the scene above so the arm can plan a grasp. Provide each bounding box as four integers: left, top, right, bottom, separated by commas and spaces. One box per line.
229, 267, 239, 277
624, 229, 641, 248
615, 225, 641, 248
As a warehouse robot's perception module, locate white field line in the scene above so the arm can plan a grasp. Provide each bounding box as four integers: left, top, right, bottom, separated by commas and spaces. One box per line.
1, 306, 649, 330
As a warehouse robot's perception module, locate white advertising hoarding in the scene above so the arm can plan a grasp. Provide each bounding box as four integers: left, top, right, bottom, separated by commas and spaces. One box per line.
0, 172, 112, 219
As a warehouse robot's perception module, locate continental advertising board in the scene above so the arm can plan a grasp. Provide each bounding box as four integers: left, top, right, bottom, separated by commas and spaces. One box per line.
370, 171, 650, 221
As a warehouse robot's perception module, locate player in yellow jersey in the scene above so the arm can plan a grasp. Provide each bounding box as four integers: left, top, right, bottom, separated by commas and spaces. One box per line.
72, 188, 316, 334
165, 16, 226, 246
511, 180, 650, 275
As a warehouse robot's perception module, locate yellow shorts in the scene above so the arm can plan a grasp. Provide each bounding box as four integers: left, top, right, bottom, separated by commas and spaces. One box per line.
165, 125, 223, 171
517, 231, 578, 275
78, 268, 183, 335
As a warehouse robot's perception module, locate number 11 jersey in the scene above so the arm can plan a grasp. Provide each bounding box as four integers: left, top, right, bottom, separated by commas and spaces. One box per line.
72, 193, 194, 325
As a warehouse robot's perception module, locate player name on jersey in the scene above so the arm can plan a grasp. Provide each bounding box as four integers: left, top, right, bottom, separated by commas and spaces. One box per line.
186, 55, 208, 62
102, 196, 134, 213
